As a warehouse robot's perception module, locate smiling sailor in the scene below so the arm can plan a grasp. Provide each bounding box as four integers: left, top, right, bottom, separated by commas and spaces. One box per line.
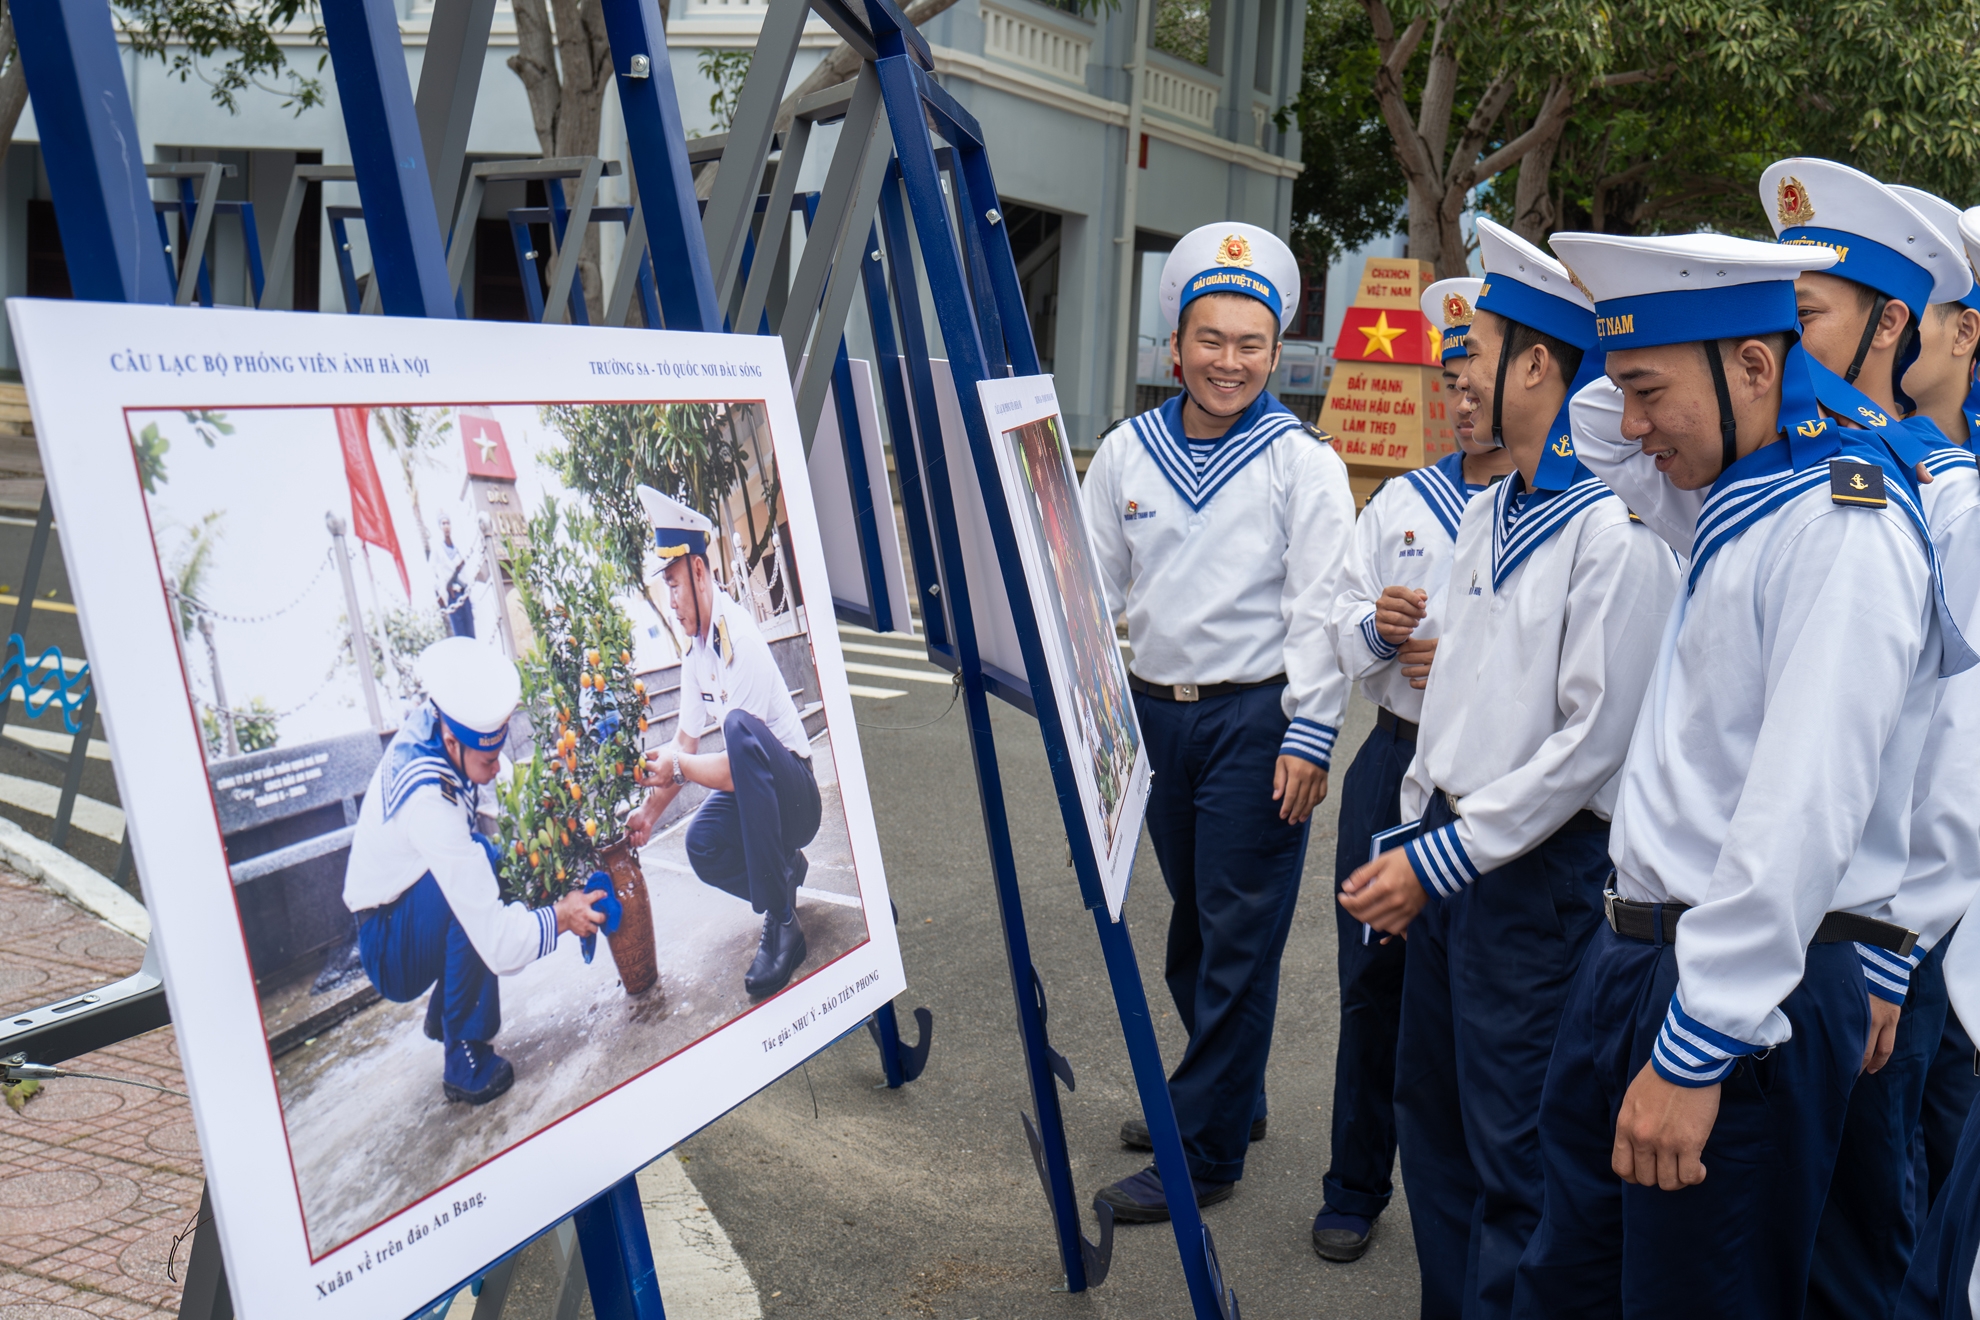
1308, 274, 1516, 1265
1082, 221, 1355, 1224
1520, 227, 1967, 1319
343, 637, 609, 1106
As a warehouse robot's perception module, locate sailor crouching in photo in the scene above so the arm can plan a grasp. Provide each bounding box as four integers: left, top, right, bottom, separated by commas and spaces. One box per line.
623, 486, 823, 1000
343, 637, 610, 1106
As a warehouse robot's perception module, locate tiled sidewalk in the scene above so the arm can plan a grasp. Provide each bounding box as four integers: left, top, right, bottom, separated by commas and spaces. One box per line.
0, 866, 199, 1319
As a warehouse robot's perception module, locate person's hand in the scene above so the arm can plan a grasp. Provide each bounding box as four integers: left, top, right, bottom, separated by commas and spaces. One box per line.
1613, 1063, 1719, 1190
554, 887, 608, 937
623, 797, 661, 848
1374, 586, 1427, 646
1398, 636, 1438, 689
1864, 995, 1902, 1074
636, 748, 676, 788
1273, 756, 1328, 824
1339, 847, 1430, 937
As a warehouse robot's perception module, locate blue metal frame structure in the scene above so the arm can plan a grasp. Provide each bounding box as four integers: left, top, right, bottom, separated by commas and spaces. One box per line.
10, 0, 1236, 1309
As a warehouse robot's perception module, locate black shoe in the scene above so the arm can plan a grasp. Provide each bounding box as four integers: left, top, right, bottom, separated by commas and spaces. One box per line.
1311, 1207, 1373, 1262
744, 910, 808, 999
1093, 1165, 1236, 1225
423, 992, 444, 1042
1120, 1114, 1266, 1151
442, 1039, 515, 1105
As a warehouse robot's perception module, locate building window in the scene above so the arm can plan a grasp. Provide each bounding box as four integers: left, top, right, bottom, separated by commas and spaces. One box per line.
1001, 203, 1062, 372
25, 200, 71, 300
1153, 0, 1213, 68
1254, 0, 1277, 92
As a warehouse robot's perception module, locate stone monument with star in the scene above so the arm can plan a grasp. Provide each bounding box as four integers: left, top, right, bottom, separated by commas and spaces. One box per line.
1317, 256, 1457, 504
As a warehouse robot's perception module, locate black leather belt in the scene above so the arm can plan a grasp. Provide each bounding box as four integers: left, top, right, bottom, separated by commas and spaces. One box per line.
1440, 790, 1605, 833
1375, 707, 1419, 741
1128, 673, 1286, 703
1604, 889, 1918, 956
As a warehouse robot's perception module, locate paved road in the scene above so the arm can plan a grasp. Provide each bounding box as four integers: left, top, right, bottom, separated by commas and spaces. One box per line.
677, 627, 1421, 1319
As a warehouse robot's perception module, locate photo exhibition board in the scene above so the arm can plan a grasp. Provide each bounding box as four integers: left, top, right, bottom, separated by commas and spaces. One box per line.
897, 358, 1027, 686
805, 357, 914, 635
975, 375, 1148, 918
7, 299, 907, 1320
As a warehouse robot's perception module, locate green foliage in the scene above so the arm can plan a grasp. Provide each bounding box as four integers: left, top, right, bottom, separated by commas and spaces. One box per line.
114, 0, 326, 114
1154, 0, 1213, 66
202, 696, 278, 756
133, 423, 170, 496
370, 407, 454, 559
542, 404, 767, 589
1281, 0, 1408, 265
697, 50, 754, 133
491, 502, 648, 908
167, 511, 226, 638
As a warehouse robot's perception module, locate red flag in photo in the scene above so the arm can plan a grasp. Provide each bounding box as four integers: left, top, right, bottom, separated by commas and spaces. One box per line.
334, 406, 410, 596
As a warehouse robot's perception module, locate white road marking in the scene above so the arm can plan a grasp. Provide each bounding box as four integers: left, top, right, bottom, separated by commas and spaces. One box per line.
847, 684, 907, 700
843, 662, 954, 686
838, 640, 931, 663
4, 724, 110, 759
0, 770, 123, 841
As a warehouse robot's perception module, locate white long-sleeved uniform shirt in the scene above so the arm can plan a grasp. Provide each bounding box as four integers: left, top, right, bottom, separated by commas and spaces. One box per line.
1396, 469, 1679, 892
343, 717, 558, 977
1880, 446, 1980, 1000
1083, 393, 1355, 768
1328, 452, 1488, 723
1574, 380, 1944, 1084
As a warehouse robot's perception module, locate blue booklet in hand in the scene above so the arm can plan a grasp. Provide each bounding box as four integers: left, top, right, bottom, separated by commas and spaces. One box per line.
1361, 821, 1424, 945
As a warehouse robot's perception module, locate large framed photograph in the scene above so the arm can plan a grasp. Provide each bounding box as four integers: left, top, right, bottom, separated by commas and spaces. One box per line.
975, 375, 1148, 918
8, 300, 906, 1319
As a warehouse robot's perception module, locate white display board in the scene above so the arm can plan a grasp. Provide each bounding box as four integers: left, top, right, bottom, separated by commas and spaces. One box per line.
807, 357, 914, 634
975, 374, 1148, 918
9, 300, 906, 1320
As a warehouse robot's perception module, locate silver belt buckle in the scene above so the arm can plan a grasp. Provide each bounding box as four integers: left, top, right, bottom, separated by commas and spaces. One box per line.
1603, 887, 1619, 932
1173, 683, 1199, 702
1444, 789, 1462, 814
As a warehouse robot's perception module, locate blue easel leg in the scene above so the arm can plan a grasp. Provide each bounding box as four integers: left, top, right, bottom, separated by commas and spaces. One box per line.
1093, 911, 1238, 1320
574, 1174, 667, 1320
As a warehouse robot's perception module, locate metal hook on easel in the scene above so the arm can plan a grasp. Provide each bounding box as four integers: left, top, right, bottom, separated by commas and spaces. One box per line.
1202, 1223, 1241, 1319
1030, 965, 1076, 1091
865, 1002, 933, 1085
1020, 1110, 1115, 1288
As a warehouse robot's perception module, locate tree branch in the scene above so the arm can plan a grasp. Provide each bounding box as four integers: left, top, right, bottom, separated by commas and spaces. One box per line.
1441, 71, 1517, 189
1385, 15, 1428, 77
1468, 78, 1574, 186
0, 3, 25, 173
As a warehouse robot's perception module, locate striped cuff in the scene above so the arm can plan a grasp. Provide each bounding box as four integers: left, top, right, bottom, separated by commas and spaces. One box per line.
1858, 941, 1923, 1005
1403, 821, 1479, 900
1280, 718, 1337, 769
1359, 609, 1399, 661
533, 906, 558, 960
1651, 993, 1754, 1087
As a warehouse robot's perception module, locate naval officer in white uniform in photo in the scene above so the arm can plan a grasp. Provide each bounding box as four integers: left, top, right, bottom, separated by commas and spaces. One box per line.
1309, 275, 1515, 1264
624, 486, 823, 1001
1520, 228, 1965, 1319
343, 637, 609, 1105
1338, 218, 1679, 1316
1082, 221, 1355, 1223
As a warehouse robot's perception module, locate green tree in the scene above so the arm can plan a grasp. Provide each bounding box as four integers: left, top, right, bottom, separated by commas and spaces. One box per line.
1281, 0, 1408, 267
165, 511, 226, 639
203, 697, 278, 756
113, 0, 327, 114
542, 403, 762, 589
370, 407, 455, 561
697, 50, 753, 133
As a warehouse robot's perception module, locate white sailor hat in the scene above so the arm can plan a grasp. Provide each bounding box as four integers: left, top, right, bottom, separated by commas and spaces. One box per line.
1159, 223, 1300, 332
636, 484, 716, 562
416, 636, 519, 751
1959, 208, 1980, 304
1759, 159, 1970, 315
1546, 231, 1838, 350
1889, 186, 1980, 311
1472, 217, 1597, 349
1421, 277, 1483, 362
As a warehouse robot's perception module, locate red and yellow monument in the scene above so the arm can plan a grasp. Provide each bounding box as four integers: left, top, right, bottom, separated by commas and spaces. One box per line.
1320, 256, 1460, 503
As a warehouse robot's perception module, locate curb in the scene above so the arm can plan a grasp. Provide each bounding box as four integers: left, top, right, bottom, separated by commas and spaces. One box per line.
0, 815, 149, 942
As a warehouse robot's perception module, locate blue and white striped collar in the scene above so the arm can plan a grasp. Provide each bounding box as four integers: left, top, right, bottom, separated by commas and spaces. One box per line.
1402, 451, 1471, 540
1489, 468, 1614, 589
382, 704, 473, 821
1130, 391, 1307, 512
1925, 446, 1979, 477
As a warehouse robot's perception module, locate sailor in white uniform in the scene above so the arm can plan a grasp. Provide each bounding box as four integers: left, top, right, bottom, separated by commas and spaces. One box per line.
624, 487, 822, 1001
344, 637, 608, 1105
1753, 163, 1980, 1318
1899, 891, 1980, 1318
1309, 276, 1516, 1265
1895, 188, 1980, 446
1083, 222, 1355, 1224
1338, 218, 1679, 1318
1518, 229, 1963, 1319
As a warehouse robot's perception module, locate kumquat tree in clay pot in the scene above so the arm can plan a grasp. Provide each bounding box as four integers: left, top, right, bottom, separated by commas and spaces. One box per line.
493, 500, 661, 997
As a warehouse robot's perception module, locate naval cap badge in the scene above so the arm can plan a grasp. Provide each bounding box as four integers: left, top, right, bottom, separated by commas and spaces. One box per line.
1215, 233, 1255, 268
1442, 292, 1474, 326
1777, 175, 1815, 227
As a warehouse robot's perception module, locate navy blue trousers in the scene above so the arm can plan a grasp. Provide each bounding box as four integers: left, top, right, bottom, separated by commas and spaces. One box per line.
687, 708, 821, 918
1323, 716, 1413, 1221
1811, 937, 1954, 1320
357, 872, 501, 1046
1923, 1007, 1980, 1216
1516, 927, 1868, 1320
1397, 794, 1610, 1320
1136, 684, 1307, 1185
1899, 1085, 1980, 1320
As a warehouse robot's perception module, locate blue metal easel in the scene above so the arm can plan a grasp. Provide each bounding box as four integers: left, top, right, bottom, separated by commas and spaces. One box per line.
12, 0, 1235, 1310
